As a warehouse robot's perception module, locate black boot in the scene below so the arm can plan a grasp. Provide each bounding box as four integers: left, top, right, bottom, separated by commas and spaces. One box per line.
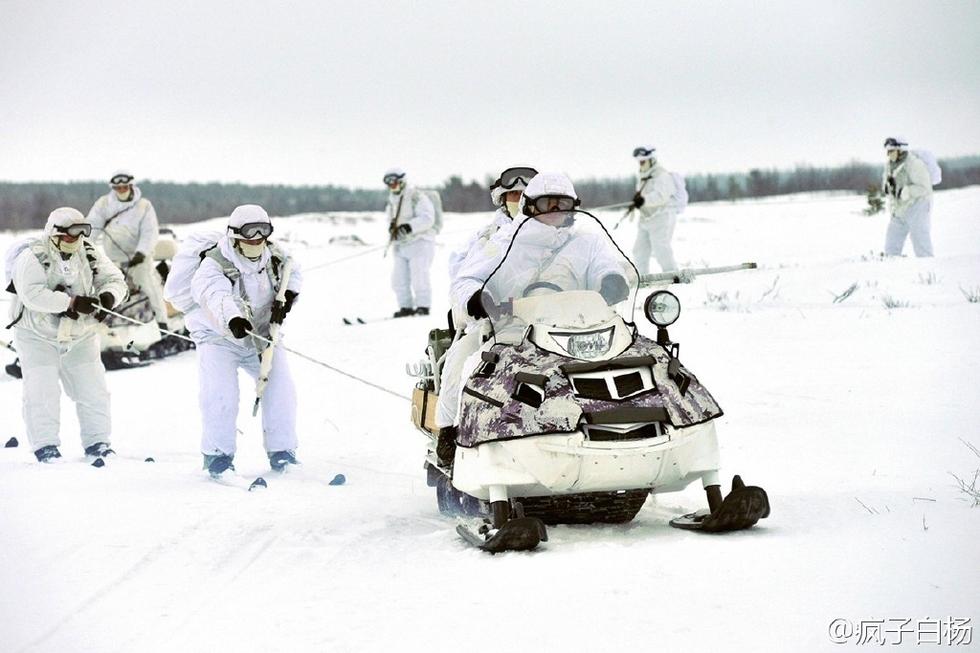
437, 426, 457, 467
393, 307, 415, 318
415, 307, 429, 316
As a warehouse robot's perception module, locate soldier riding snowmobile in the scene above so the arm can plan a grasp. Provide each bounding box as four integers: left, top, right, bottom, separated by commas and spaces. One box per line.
409, 172, 769, 552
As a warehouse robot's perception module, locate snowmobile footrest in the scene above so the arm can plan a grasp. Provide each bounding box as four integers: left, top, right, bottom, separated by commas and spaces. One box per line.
669, 486, 770, 532
456, 517, 548, 553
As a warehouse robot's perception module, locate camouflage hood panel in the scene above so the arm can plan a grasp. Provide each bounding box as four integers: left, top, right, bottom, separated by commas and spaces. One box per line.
458, 332, 722, 448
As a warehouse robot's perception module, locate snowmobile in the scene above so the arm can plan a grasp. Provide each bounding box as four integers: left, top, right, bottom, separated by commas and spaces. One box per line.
409, 212, 768, 552
97, 227, 194, 370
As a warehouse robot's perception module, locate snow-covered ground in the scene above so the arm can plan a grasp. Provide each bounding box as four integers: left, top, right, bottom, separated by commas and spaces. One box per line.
2, 189, 979, 652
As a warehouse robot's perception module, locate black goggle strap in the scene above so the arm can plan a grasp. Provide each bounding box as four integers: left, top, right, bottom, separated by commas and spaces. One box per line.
230, 222, 273, 239
54, 223, 93, 237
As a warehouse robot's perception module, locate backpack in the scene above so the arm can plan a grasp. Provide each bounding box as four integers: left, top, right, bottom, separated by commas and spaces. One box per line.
419, 189, 443, 234
670, 172, 689, 212
911, 149, 942, 186
163, 231, 287, 314
163, 231, 225, 313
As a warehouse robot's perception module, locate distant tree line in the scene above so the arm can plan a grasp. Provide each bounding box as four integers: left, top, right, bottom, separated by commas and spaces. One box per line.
2, 156, 978, 230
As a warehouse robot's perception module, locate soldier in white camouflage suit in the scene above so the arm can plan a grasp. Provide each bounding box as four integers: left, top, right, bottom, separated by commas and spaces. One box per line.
435, 166, 537, 463
882, 137, 934, 257
440, 172, 630, 465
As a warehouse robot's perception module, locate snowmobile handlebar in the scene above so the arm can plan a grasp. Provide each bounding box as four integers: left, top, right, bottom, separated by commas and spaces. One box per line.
638, 262, 757, 287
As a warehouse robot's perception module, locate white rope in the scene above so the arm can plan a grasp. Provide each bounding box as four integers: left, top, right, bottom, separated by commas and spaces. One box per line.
247, 330, 411, 402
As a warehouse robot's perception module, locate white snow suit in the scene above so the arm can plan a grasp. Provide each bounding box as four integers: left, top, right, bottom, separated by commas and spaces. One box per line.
9, 237, 127, 452
87, 186, 169, 325
186, 236, 303, 457
387, 187, 435, 309
632, 163, 678, 274
443, 216, 627, 424
435, 209, 512, 427
883, 153, 934, 257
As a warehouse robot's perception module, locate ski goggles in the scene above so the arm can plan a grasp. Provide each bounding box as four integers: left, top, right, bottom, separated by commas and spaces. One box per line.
882, 137, 908, 150
492, 166, 538, 190
53, 223, 92, 238
632, 147, 656, 158
229, 222, 274, 239
525, 195, 578, 215
109, 174, 134, 186
383, 173, 405, 186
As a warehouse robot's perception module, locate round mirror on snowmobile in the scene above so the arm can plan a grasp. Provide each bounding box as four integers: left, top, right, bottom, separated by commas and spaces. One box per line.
643, 290, 680, 326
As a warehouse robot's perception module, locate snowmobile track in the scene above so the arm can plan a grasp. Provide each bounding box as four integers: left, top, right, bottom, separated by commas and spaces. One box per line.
517, 489, 650, 525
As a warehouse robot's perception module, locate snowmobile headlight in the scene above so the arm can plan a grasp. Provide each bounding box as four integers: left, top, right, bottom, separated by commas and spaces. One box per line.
551, 326, 615, 360
644, 290, 680, 327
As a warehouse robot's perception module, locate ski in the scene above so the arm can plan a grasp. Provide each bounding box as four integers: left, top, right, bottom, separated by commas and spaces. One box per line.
342, 313, 425, 326
209, 472, 268, 492
269, 463, 346, 486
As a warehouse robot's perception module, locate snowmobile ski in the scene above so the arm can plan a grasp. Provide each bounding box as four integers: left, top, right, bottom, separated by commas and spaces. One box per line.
456, 516, 548, 553
669, 477, 770, 532
4, 437, 18, 448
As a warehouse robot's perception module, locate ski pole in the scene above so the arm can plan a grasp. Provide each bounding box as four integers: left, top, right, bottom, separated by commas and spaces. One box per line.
252, 261, 292, 415
95, 306, 196, 344
638, 262, 758, 286
1, 338, 15, 353
246, 330, 411, 402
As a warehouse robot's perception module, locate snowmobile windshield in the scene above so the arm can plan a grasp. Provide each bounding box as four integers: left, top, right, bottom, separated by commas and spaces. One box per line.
479, 210, 639, 361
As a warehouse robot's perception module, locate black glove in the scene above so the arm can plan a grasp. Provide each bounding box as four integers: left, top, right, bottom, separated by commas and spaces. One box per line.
129, 252, 146, 267
467, 290, 488, 320
632, 192, 645, 209
228, 317, 252, 339
71, 296, 99, 315
270, 290, 298, 325
95, 292, 116, 322
599, 274, 630, 305
885, 176, 897, 197
396, 224, 412, 237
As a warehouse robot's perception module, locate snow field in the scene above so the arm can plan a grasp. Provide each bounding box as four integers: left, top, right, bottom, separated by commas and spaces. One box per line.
1, 188, 979, 652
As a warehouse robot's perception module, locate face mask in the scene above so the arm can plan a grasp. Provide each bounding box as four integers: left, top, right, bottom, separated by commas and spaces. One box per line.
114, 187, 133, 201
887, 150, 899, 163
237, 240, 266, 260
52, 236, 82, 254
639, 160, 653, 172
506, 201, 520, 218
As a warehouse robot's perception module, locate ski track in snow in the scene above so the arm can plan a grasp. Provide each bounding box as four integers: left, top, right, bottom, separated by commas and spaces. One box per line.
2, 188, 980, 652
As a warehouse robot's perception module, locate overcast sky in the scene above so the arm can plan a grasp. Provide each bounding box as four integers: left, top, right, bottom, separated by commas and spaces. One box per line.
1, 0, 978, 188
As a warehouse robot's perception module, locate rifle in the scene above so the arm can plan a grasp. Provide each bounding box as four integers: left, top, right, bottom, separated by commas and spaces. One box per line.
253, 260, 293, 416
639, 262, 757, 287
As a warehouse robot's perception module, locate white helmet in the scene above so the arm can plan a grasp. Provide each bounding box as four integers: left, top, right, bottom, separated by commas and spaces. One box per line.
227, 204, 273, 240
632, 145, 657, 162
520, 172, 580, 217
383, 167, 406, 185
45, 207, 89, 235
523, 172, 578, 201
489, 166, 538, 206
109, 170, 135, 187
